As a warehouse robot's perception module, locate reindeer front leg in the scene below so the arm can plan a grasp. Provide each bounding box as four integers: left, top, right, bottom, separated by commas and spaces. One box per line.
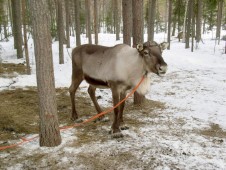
119, 91, 129, 130
111, 85, 123, 138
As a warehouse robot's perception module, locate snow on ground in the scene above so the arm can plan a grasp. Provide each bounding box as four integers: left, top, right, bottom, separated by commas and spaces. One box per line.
0, 31, 226, 169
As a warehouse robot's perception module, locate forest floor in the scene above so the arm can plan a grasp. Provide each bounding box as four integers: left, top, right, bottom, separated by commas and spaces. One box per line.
0, 62, 226, 170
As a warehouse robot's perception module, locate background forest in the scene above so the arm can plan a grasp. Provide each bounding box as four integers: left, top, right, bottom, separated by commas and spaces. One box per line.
0, 0, 225, 60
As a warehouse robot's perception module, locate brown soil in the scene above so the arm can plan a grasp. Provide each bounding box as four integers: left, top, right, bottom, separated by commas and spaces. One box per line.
0, 63, 28, 78
0, 86, 165, 142
0, 87, 103, 142
199, 123, 226, 139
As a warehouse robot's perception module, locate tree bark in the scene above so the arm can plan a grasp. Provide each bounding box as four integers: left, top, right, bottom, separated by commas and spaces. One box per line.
196, 0, 202, 44
132, 0, 144, 105
164, 0, 168, 38
122, 0, 132, 46
31, 0, 61, 147
11, 0, 23, 59
185, 0, 192, 49
167, 0, 172, 49
8, 0, 13, 37
132, 0, 143, 44
216, 0, 223, 44
172, 19, 176, 36
177, 0, 182, 32
148, 0, 156, 41
94, 0, 99, 44
202, 2, 206, 34
115, 0, 120, 41
182, 0, 188, 43
11, 0, 16, 48
74, 0, 81, 46
3, 23, 8, 40
65, 0, 70, 48
22, 0, 31, 75
57, 0, 64, 64
85, 0, 92, 44
191, 1, 195, 52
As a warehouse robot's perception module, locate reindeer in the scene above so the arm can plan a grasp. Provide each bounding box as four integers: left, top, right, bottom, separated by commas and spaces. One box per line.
69, 41, 168, 138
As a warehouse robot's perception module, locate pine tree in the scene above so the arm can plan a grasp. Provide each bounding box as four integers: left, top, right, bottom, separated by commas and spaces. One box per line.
31, 0, 61, 147
147, 0, 156, 41
11, 0, 23, 59
74, 0, 81, 46
122, 0, 132, 46
132, 0, 144, 105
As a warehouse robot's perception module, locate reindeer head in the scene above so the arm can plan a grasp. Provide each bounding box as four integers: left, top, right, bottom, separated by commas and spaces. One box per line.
137, 41, 168, 76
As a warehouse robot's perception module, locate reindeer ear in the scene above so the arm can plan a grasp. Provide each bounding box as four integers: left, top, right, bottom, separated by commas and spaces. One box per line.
136, 43, 143, 51
160, 42, 169, 51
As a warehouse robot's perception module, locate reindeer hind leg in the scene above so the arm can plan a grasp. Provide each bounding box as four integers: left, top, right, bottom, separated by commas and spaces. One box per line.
88, 85, 109, 122
69, 70, 83, 121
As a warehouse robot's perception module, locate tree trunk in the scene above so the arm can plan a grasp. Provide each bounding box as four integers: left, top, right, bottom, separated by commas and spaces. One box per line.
164, 0, 168, 39
22, 0, 31, 75
167, 0, 172, 49
122, 0, 132, 46
49, 0, 57, 39
196, 0, 202, 44
11, 0, 23, 59
114, 0, 120, 41
31, 0, 61, 147
57, 0, 64, 64
155, 1, 160, 33
191, 1, 195, 52
74, 0, 81, 46
185, 0, 192, 49
112, 0, 115, 34
132, 0, 143, 44
65, 0, 70, 48
11, 0, 16, 48
8, 0, 13, 36
85, 0, 92, 44
177, 0, 182, 32
182, 0, 188, 43
172, 20, 176, 36
132, 0, 144, 105
0, 1, 8, 40
94, 0, 99, 44
216, 0, 223, 44
148, 0, 156, 41
202, 3, 206, 34
3, 23, 8, 40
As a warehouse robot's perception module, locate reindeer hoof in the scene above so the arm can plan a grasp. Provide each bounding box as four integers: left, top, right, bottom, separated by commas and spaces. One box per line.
120, 125, 129, 130
70, 117, 78, 121
109, 130, 124, 138
111, 132, 124, 138
71, 117, 83, 123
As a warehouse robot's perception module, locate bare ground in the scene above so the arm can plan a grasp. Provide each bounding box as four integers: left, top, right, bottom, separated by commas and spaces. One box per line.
1, 87, 225, 170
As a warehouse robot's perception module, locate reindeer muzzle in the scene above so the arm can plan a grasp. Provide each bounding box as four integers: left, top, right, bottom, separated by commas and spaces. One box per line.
157, 64, 168, 75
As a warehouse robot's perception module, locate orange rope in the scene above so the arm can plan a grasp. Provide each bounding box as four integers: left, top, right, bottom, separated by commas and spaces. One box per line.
0, 76, 145, 151
60, 75, 145, 129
